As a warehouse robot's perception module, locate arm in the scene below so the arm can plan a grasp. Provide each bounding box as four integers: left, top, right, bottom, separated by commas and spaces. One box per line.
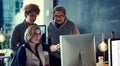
73, 25, 80, 34
50, 44, 60, 52
47, 30, 60, 52
11, 26, 20, 53
42, 39, 60, 52
16, 46, 26, 66
38, 44, 45, 66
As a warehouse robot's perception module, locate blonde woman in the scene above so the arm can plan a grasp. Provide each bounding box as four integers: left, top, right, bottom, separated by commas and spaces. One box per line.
17, 25, 45, 66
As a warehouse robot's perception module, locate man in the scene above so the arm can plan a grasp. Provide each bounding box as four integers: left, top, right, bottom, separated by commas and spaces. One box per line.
10, 4, 40, 66
48, 5, 80, 66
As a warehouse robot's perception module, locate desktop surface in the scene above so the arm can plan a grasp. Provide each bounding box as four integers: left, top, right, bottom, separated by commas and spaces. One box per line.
96, 63, 108, 66
0, 49, 12, 59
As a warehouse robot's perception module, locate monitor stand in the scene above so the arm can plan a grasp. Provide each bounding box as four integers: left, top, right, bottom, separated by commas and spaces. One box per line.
79, 51, 86, 66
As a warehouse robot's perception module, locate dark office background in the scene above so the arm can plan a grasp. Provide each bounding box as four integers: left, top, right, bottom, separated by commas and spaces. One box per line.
57, 0, 120, 43
56, 0, 120, 62
0, 0, 3, 28
0, 0, 120, 63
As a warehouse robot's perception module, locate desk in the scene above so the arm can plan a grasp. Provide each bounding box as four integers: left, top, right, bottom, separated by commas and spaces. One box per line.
0, 49, 12, 58
96, 63, 108, 66
105, 64, 108, 66
0, 49, 12, 66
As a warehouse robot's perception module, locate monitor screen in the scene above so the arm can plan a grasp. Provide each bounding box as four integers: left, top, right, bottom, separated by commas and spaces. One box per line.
108, 38, 120, 66
60, 34, 96, 66
38, 25, 46, 44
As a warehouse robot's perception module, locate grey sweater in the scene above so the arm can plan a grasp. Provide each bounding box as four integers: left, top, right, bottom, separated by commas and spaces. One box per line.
48, 18, 80, 58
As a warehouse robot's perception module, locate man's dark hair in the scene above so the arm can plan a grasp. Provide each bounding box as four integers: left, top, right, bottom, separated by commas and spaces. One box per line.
53, 5, 66, 15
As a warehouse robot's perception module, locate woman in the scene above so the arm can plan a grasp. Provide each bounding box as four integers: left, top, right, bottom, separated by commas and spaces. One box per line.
16, 25, 45, 66
10, 4, 40, 66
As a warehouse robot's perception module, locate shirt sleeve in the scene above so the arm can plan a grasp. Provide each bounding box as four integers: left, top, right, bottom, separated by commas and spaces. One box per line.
16, 46, 26, 66
42, 43, 50, 52
11, 25, 20, 53
73, 25, 80, 34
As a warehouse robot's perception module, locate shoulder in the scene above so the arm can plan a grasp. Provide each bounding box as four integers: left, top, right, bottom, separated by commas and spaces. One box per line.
15, 22, 26, 28
67, 19, 79, 29
63, 19, 75, 29
68, 20, 80, 34
67, 19, 75, 25
13, 22, 25, 31
17, 45, 26, 57
37, 44, 43, 50
48, 21, 54, 27
18, 45, 26, 52
13, 22, 27, 34
48, 21, 55, 30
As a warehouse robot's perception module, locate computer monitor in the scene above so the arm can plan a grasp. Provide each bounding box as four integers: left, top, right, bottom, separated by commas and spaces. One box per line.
60, 34, 96, 66
108, 38, 120, 66
38, 25, 46, 44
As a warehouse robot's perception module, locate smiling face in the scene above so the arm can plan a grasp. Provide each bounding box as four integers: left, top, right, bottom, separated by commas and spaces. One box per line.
26, 12, 37, 24
30, 29, 41, 44
54, 11, 66, 24
24, 4, 40, 24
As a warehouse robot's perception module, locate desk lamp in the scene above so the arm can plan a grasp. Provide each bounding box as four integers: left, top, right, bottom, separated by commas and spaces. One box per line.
0, 28, 5, 49
98, 32, 107, 52
0, 28, 6, 56
98, 32, 107, 66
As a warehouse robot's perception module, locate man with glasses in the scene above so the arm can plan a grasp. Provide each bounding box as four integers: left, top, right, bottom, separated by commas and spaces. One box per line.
48, 5, 80, 66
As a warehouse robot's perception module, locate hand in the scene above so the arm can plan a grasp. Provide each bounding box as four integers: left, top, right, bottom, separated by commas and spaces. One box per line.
56, 43, 60, 50
50, 43, 60, 52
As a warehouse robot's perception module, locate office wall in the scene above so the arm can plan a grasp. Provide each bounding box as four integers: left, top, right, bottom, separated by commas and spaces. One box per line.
58, 0, 120, 46
57, 0, 120, 62
0, 0, 3, 28
44, 0, 53, 37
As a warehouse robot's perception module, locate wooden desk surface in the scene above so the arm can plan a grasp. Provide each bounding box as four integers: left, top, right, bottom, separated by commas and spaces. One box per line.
0, 49, 12, 59
96, 63, 108, 66
104, 64, 108, 66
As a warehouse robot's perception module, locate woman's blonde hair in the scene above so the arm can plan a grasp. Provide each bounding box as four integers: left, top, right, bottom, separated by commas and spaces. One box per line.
24, 25, 40, 42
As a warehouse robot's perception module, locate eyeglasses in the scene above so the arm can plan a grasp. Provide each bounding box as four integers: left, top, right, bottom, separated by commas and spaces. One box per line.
54, 15, 64, 18
33, 33, 41, 37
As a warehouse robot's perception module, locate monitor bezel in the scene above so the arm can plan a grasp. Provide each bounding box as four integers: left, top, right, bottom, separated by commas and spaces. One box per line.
38, 25, 46, 43
109, 38, 120, 66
